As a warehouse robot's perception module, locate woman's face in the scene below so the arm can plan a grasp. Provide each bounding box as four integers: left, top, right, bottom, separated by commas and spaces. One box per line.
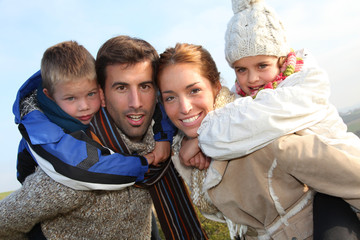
158, 63, 219, 138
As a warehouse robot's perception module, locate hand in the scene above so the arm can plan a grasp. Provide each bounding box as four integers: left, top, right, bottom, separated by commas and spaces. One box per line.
179, 137, 211, 170
188, 152, 211, 170
143, 152, 155, 166
151, 141, 171, 166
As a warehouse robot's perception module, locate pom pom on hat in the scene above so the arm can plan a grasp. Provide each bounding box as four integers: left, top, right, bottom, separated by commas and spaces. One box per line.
231, 0, 263, 13
225, 0, 290, 67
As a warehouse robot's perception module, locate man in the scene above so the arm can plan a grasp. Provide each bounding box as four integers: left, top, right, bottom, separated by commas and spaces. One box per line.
11, 35, 207, 239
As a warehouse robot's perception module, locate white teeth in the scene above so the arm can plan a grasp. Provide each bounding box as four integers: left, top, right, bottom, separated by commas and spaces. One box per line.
129, 115, 142, 121
182, 114, 199, 123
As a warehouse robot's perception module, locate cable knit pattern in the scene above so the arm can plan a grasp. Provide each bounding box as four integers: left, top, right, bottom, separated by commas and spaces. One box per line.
225, 0, 289, 66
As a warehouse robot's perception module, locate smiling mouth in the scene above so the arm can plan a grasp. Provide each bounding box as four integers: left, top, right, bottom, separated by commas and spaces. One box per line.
128, 115, 143, 121
182, 114, 200, 123
249, 86, 263, 90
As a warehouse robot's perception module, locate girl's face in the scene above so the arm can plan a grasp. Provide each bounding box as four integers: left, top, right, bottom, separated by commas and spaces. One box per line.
233, 55, 280, 97
159, 63, 219, 138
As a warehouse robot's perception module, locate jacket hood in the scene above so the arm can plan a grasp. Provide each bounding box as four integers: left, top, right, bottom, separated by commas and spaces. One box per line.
13, 70, 41, 124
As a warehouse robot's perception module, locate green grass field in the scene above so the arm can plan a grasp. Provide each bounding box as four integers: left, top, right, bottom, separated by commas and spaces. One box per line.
347, 119, 360, 136
0, 191, 12, 200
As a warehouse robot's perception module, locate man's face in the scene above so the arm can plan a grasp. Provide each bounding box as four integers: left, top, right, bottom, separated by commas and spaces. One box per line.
102, 61, 156, 142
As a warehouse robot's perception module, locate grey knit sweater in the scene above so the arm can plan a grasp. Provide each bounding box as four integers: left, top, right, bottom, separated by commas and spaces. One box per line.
0, 125, 156, 240
0, 168, 152, 240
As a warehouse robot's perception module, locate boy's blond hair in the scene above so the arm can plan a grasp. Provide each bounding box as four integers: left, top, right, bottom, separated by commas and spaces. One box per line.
41, 41, 96, 96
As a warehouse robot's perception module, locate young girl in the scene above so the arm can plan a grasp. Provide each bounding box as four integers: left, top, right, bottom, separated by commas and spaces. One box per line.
198, 0, 360, 161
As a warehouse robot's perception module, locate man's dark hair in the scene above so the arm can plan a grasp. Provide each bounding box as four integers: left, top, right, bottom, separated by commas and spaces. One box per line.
95, 35, 159, 90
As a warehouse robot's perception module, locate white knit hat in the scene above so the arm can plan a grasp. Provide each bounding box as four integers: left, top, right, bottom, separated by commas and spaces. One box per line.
225, 0, 290, 67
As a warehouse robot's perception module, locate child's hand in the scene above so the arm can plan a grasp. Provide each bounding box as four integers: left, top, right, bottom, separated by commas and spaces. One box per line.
180, 137, 211, 170
144, 152, 155, 165
151, 141, 171, 166
188, 152, 211, 170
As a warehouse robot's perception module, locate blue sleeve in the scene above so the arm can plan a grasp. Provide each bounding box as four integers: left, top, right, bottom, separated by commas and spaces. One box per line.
152, 103, 177, 143
18, 110, 148, 190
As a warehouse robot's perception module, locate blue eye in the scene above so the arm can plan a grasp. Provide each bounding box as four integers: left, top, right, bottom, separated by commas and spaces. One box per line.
259, 64, 268, 69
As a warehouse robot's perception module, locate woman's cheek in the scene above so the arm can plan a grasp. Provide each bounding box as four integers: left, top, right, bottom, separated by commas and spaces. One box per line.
164, 103, 178, 125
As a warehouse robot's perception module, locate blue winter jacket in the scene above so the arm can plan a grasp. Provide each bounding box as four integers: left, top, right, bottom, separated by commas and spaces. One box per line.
14, 70, 175, 190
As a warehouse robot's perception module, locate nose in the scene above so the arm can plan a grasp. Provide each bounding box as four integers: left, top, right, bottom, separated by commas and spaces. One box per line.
78, 99, 90, 111
179, 97, 192, 114
128, 88, 142, 109
248, 71, 259, 84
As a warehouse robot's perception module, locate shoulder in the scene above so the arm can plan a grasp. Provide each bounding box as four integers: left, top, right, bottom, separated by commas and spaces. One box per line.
23, 168, 91, 203
295, 48, 320, 69
213, 86, 236, 109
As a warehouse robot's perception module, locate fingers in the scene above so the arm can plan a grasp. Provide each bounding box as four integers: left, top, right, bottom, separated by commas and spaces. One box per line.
188, 153, 211, 170
144, 153, 155, 165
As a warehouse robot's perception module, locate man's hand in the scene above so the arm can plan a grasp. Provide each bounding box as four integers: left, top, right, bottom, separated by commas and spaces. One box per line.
180, 137, 211, 170
148, 141, 171, 166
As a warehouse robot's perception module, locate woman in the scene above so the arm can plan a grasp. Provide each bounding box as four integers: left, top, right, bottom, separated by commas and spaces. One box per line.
156, 43, 360, 239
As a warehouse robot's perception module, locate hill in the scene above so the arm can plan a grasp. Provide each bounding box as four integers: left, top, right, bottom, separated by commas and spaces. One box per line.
340, 107, 360, 137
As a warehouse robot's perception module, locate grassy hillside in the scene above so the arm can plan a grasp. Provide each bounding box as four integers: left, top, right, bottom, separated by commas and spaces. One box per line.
0, 191, 12, 200
341, 107, 360, 137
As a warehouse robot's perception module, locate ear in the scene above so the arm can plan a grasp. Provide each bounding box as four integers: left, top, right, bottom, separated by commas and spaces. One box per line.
214, 81, 222, 96
43, 88, 53, 100
99, 88, 106, 107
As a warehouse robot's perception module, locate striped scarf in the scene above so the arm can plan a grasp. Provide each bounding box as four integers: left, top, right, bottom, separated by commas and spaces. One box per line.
90, 107, 208, 240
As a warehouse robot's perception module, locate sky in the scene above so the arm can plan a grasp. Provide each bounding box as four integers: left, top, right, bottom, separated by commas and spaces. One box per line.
1, 0, 360, 192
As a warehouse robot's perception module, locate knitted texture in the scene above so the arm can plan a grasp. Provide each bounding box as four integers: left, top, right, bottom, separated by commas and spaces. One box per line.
225, 0, 290, 66
0, 168, 152, 240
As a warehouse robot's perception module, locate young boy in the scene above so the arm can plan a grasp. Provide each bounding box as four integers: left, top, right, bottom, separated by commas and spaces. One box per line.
1, 40, 173, 239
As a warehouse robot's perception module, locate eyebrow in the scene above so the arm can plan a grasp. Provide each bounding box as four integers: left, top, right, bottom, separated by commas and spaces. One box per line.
162, 82, 200, 94
111, 80, 154, 88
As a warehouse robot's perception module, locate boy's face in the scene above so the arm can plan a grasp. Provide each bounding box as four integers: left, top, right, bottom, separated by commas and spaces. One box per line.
233, 55, 280, 97
102, 60, 156, 142
44, 78, 102, 125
